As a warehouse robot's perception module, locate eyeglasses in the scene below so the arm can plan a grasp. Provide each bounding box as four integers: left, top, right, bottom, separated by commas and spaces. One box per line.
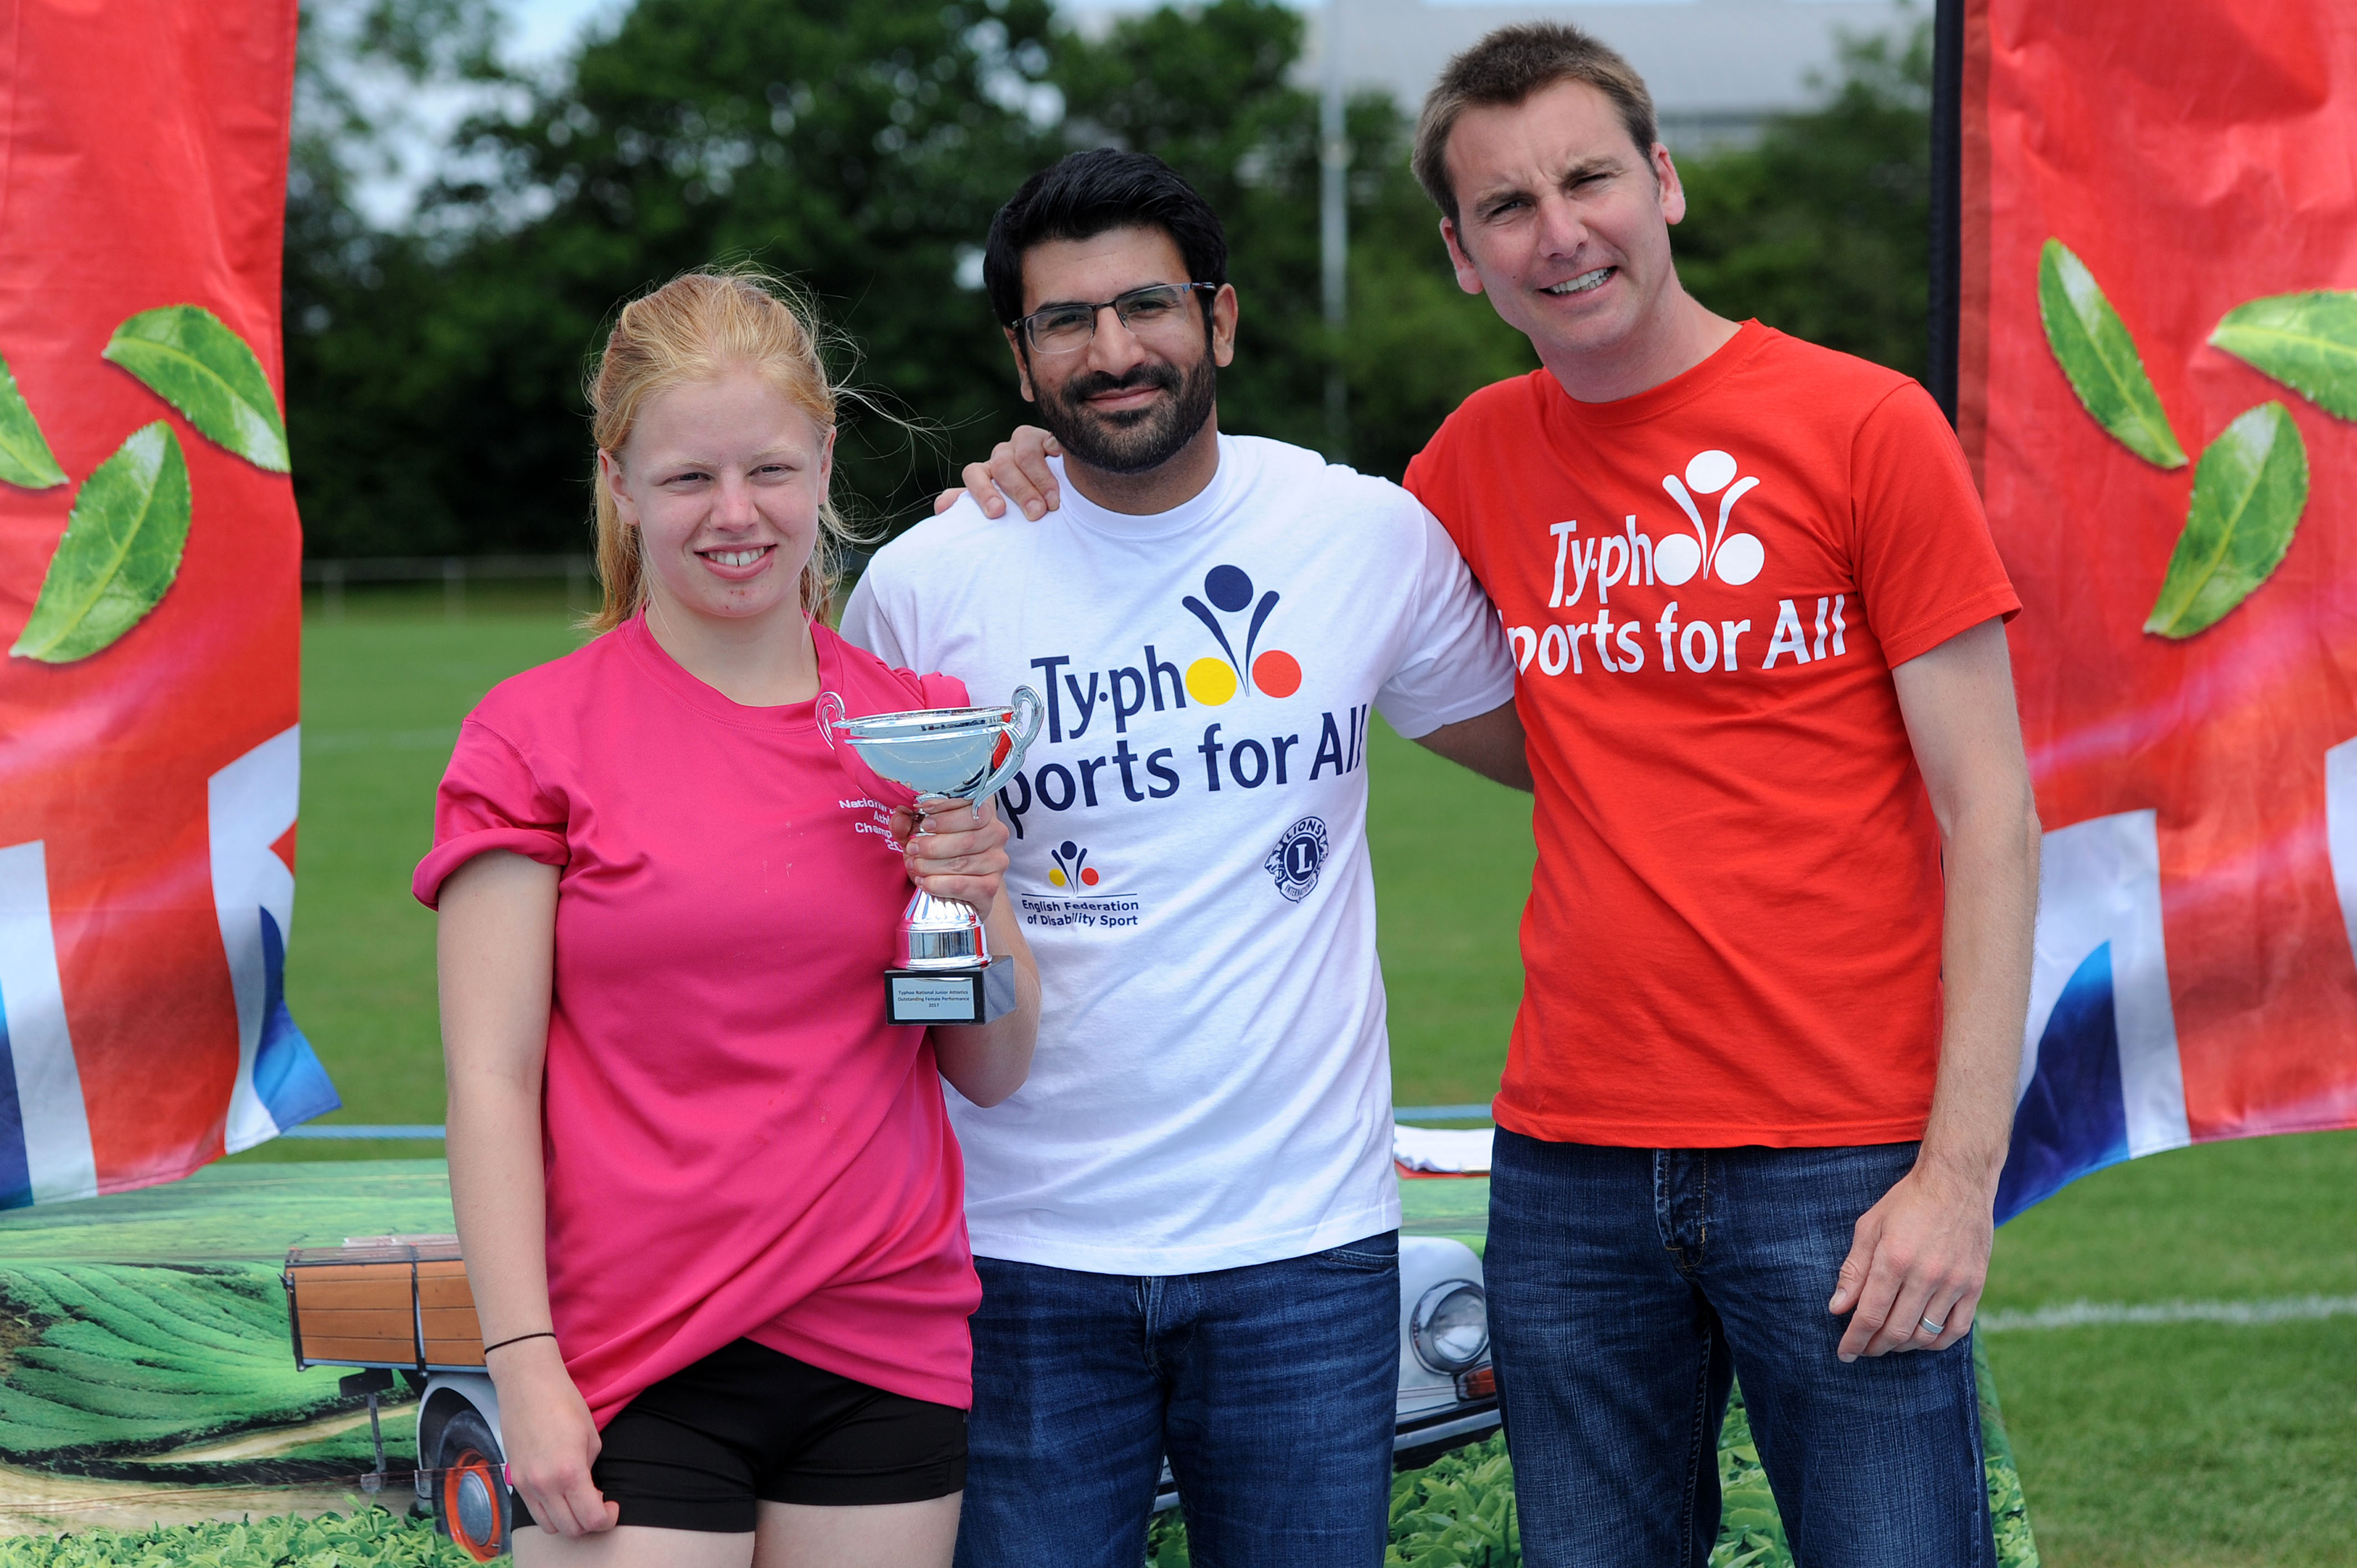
1011, 283, 1217, 355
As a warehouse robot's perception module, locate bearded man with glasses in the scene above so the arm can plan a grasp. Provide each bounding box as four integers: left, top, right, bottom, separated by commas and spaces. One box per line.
838, 149, 1529, 1568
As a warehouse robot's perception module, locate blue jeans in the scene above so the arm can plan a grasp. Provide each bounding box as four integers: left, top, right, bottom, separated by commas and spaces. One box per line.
954, 1233, 1399, 1568
1486, 1134, 1994, 1568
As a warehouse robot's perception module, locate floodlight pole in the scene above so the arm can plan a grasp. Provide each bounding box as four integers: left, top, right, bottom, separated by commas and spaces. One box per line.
1320, 0, 1348, 458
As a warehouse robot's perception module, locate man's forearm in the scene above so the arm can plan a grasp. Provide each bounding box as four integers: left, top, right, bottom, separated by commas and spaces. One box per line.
1916, 791, 2040, 1189
1413, 699, 1532, 791
1831, 620, 2039, 1357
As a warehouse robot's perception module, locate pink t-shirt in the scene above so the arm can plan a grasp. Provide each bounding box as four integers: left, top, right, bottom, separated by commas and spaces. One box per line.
413, 613, 979, 1420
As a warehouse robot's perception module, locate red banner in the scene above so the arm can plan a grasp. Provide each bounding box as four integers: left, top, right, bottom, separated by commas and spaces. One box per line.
1962, 0, 2357, 1215
0, 0, 333, 1204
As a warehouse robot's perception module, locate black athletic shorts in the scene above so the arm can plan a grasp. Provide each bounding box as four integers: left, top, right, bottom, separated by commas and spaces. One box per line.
511, 1338, 967, 1533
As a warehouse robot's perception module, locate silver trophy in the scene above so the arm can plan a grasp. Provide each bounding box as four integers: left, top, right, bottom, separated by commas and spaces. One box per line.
819, 686, 1044, 1025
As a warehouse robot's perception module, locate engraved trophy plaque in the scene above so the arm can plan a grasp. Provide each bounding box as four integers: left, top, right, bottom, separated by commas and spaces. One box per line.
819, 686, 1044, 1025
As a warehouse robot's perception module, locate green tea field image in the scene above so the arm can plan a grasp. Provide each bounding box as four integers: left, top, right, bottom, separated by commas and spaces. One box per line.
0, 1163, 454, 1536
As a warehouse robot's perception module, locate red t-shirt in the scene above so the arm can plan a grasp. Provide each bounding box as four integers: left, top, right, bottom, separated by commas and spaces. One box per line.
1405, 322, 2020, 1147
413, 615, 979, 1420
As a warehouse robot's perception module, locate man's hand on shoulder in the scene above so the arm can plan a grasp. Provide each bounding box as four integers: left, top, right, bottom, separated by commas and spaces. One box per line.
933, 426, 1064, 519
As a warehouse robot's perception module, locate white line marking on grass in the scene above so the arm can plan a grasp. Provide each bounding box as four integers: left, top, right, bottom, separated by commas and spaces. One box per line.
1978, 1294, 2357, 1332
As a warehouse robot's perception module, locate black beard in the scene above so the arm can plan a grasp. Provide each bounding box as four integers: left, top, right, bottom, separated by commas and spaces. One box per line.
1035, 350, 1217, 477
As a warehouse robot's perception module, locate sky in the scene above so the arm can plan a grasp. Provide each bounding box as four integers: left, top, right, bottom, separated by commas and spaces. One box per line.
504, 0, 618, 64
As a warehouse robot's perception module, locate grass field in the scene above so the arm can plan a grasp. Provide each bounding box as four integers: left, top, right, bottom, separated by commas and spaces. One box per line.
269, 589, 2357, 1565
265, 580, 1537, 1134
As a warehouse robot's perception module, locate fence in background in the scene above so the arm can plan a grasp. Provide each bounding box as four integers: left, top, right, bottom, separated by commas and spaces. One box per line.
284, 1111, 1494, 1139
303, 555, 593, 621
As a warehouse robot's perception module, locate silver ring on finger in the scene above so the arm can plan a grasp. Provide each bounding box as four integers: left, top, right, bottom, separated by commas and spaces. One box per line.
1918, 1316, 1946, 1337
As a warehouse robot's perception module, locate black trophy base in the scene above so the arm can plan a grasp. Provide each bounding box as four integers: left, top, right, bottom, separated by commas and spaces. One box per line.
886, 957, 1016, 1026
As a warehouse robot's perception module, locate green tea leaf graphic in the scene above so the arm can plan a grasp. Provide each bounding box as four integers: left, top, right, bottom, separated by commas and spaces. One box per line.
0, 351, 65, 489
2210, 291, 2357, 420
101, 305, 289, 472
9, 422, 192, 662
2145, 403, 2307, 639
2039, 239, 2188, 469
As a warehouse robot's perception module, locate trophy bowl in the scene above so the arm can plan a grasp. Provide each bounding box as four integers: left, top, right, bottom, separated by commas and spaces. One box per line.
818, 686, 1044, 1023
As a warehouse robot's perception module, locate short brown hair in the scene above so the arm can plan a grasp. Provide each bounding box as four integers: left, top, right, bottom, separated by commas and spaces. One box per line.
1412, 24, 1659, 226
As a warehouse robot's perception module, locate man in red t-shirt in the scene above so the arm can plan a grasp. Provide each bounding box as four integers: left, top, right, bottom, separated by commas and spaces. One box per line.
948, 23, 2038, 1562
1397, 23, 2039, 1566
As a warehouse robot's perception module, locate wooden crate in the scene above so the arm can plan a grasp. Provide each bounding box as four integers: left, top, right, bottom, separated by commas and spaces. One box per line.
282, 1235, 486, 1371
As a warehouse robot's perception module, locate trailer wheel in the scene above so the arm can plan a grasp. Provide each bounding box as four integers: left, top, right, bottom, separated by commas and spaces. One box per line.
433, 1409, 510, 1561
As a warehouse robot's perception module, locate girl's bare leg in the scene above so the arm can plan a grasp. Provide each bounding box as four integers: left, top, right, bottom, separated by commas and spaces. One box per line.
513, 1525, 753, 1568
754, 1494, 963, 1568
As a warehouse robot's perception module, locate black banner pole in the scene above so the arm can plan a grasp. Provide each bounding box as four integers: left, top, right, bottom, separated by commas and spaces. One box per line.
1927, 0, 1965, 425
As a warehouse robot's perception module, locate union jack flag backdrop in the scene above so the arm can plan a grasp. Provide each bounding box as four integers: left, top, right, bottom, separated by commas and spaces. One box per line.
0, 0, 334, 1206
1940, 0, 2357, 1218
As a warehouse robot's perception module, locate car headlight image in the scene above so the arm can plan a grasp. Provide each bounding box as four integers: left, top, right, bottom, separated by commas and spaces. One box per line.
1409, 1281, 1490, 1374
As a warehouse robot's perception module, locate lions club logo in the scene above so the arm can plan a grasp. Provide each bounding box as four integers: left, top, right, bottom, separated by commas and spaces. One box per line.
1181, 564, 1301, 705
1264, 816, 1328, 903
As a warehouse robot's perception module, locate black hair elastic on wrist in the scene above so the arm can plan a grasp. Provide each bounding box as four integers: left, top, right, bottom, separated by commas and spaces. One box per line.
482, 1330, 558, 1356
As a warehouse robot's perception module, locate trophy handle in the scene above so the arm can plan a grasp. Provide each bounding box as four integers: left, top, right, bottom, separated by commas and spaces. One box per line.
815, 690, 847, 749
974, 684, 1044, 801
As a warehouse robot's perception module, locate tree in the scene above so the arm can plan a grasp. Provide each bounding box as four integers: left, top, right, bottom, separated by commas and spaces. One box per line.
280, 1, 1936, 556
286, 0, 506, 249
287, 0, 1061, 556
1046, 4, 1934, 473
1329, 92, 1541, 482
282, 0, 512, 559
1049, 0, 1535, 479
1671, 19, 1934, 381
1051, 0, 1327, 455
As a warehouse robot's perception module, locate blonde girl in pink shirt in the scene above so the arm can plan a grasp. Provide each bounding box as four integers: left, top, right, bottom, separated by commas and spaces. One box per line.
420, 270, 1039, 1567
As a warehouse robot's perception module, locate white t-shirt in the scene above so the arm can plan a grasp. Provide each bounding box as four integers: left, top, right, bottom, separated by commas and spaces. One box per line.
839, 434, 1516, 1274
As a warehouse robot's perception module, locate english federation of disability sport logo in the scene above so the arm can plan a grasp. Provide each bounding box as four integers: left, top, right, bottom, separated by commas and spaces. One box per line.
1047, 839, 1104, 889
1181, 564, 1301, 704
1264, 816, 1328, 902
